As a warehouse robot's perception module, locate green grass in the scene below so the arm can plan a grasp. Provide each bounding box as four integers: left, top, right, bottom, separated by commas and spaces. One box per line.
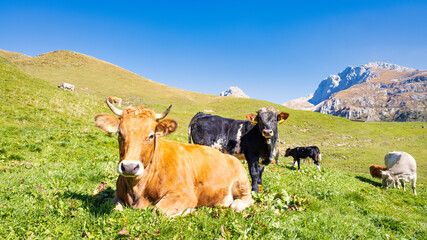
0, 53, 426, 239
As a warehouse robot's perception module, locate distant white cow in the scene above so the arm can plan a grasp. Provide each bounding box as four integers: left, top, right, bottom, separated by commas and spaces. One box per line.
58, 83, 75, 92
381, 151, 417, 195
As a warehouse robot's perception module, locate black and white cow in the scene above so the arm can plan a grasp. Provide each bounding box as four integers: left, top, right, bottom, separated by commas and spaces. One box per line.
188, 107, 290, 193
285, 146, 321, 171
58, 83, 75, 92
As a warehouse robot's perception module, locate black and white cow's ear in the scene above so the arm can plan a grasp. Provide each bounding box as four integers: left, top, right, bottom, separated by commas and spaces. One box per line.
94, 114, 120, 134
277, 112, 290, 124
155, 119, 178, 137
246, 113, 257, 125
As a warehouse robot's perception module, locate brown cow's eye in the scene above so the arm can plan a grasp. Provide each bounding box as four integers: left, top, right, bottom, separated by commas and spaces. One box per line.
147, 134, 155, 141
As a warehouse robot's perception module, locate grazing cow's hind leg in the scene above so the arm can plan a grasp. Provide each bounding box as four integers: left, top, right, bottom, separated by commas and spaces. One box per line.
412, 175, 417, 195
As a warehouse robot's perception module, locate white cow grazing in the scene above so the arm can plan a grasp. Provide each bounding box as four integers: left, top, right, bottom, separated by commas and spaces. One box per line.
381, 151, 417, 195
58, 83, 75, 92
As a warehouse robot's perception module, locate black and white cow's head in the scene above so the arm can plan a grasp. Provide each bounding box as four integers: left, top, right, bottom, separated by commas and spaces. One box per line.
380, 170, 398, 189
246, 107, 289, 164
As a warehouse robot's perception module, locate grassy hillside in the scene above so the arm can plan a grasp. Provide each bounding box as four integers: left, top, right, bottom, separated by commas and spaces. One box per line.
3, 49, 426, 178
0, 51, 426, 239
8, 49, 220, 108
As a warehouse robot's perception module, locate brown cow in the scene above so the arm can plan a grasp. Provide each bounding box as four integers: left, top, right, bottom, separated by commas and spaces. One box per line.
370, 165, 387, 179
107, 96, 122, 107
94, 99, 254, 217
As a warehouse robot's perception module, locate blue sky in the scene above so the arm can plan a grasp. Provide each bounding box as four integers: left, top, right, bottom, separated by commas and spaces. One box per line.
1, 0, 426, 104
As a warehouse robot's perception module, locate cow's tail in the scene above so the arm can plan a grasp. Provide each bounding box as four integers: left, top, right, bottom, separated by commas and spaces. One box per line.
187, 115, 195, 144
188, 112, 205, 144
188, 125, 193, 144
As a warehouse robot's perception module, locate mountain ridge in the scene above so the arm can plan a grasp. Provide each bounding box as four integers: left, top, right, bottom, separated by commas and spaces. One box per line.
284, 62, 426, 122
309, 62, 418, 105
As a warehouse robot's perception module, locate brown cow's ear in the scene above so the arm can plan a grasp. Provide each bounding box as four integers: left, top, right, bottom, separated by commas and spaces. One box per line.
246, 113, 257, 125
277, 112, 290, 124
155, 119, 178, 137
94, 114, 120, 134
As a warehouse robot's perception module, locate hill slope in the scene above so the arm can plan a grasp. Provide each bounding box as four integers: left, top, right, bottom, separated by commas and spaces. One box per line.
7, 50, 221, 108
0, 52, 426, 238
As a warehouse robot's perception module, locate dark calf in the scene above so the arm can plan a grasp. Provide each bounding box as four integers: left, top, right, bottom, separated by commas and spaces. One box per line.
285, 146, 321, 171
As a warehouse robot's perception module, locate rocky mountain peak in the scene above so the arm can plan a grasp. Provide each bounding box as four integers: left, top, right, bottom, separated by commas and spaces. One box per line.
308, 62, 417, 105
283, 62, 425, 122
361, 62, 417, 72
220, 86, 249, 98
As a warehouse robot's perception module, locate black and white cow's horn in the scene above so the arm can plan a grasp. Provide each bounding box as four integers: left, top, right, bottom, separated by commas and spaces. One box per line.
155, 105, 172, 120
105, 98, 123, 116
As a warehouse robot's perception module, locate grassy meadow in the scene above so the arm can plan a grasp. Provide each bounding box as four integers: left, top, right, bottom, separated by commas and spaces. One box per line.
0, 51, 426, 239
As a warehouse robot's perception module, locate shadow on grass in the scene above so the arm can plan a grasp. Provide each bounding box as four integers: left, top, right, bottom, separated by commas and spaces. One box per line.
274, 164, 301, 171
61, 188, 116, 216
356, 176, 382, 187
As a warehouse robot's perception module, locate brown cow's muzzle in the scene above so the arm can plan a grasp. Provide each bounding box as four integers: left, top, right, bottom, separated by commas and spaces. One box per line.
118, 160, 144, 177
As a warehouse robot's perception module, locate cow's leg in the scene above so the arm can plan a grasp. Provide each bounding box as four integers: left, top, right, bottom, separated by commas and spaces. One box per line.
155, 193, 197, 217
297, 158, 301, 170
133, 196, 151, 209
230, 169, 255, 212
258, 166, 264, 185
247, 160, 261, 193
412, 176, 417, 195
400, 179, 406, 191
111, 192, 126, 211
394, 180, 400, 189
292, 158, 296, 168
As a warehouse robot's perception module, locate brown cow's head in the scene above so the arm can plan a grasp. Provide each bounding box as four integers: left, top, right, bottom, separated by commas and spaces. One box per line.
95, 99, 177, 177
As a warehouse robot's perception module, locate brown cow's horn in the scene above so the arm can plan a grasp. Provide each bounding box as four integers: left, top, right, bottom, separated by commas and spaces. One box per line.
155, 105, 172, 120
105, 98, 123, 116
